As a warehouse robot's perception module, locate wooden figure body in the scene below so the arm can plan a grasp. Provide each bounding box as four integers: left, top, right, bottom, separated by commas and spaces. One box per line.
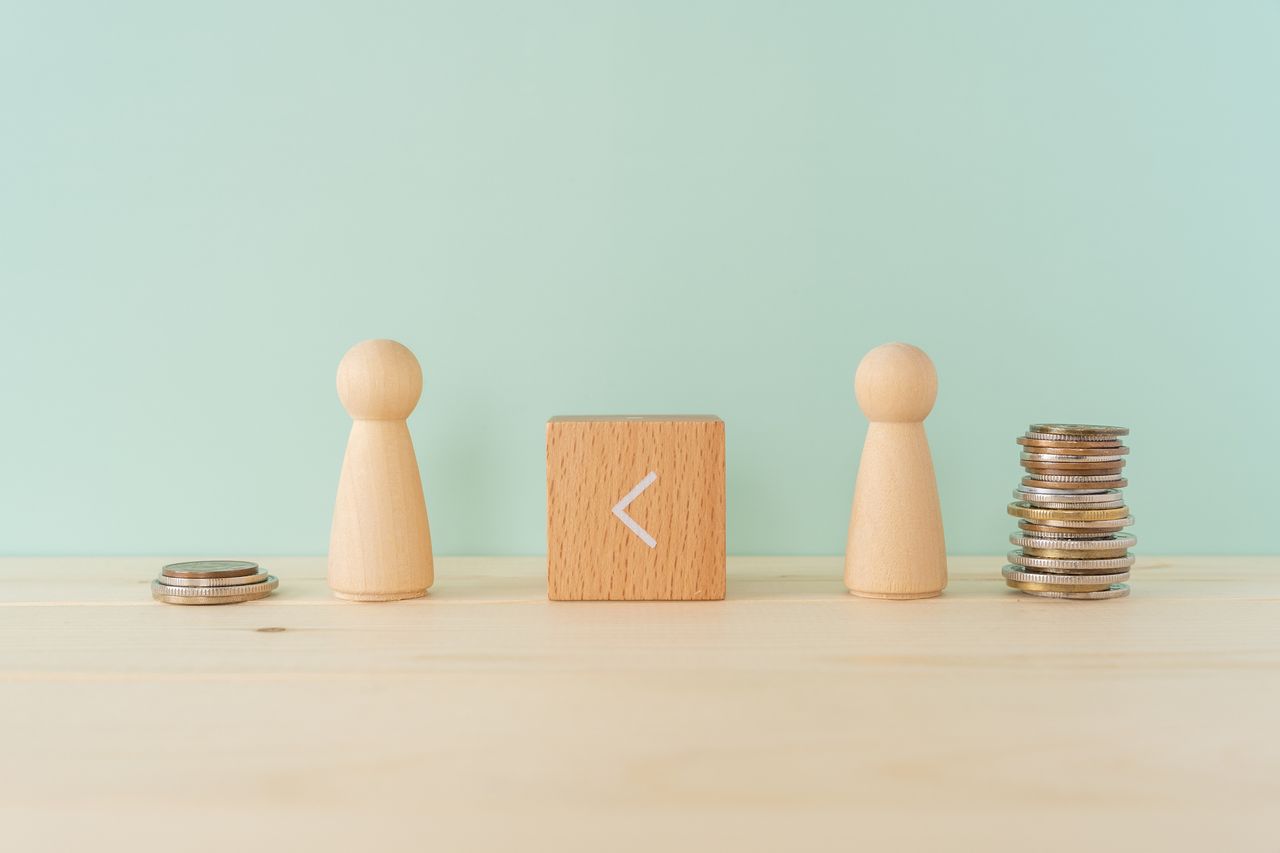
547, 416, 725, 600
845, 343, 947, 599
328, 339, 434, 601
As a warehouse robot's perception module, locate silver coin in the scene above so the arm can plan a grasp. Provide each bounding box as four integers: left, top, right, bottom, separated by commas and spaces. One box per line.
1011, 528, 1122, 540
1015, 490, 1124, 503
1025, 431, 1124, 443
1018, 492, 1122, 501
1013, 494, 1126, 507
1024, 468, 1126, 481
1008, 551, 1135, 573
152, 589, 277, 606
1010, 533, 1137, 550
1018, 442, 1130, 456
1010, 527, 1118, 540
151, 576, 278, 602
1021, 452, 1126, 463
156, 571, 270, 588
162, 560, 260, 579
1022, 516, 1133, 529
1016, 487, 1122, 501
1015, 492, 1125, 509
1020, 584, 1130, 600
151, 575, 278, 596
1002, 565, 1130, 585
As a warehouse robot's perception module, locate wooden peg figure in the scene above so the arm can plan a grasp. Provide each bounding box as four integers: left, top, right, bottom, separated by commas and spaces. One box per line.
328, 339, 434, 601
845, 342, 947, 599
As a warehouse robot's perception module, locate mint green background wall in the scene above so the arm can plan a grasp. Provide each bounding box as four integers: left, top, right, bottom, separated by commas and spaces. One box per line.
2, 2, 1277, 556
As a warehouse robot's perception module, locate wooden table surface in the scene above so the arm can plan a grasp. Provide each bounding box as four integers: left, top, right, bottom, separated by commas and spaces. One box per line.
2, 556, 1277, 852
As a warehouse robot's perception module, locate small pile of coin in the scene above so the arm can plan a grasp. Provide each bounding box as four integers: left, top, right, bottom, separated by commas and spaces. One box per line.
151, 560, 279, 605
1004, 424, 1134, 600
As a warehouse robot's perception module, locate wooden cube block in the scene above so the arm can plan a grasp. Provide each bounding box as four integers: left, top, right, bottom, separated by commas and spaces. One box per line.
546, 416, 725, 601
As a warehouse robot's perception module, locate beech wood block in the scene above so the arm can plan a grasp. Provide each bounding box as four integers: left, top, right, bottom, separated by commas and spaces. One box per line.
546, 416, 725, 600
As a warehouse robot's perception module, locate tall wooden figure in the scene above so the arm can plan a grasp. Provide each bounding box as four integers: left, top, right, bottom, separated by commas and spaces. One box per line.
845, 342, 947, 599
328, 339, 434, 601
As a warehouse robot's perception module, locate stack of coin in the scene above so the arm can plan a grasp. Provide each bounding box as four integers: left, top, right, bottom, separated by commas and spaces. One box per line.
152, 560, 279, 605
1004, 424, 1134, 600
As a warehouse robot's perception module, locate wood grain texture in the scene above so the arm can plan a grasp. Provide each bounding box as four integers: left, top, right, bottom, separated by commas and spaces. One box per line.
328, 340, 433, 601
845, 343, 947, 599
0, 556, 1276, 853
547, 416, 725, 600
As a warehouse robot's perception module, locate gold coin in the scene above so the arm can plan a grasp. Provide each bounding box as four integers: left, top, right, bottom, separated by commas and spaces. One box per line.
1007, 502, 1130, 521
1007, 579, 1116, 594
1022, 476, 1128, 490
1029, 423, 1129, 437
1021, 545, 1131, 560
1018, 518, 1132, 533
1017, 437, 1125, 451
1020, 516, 1133, 529
1022, 461, 1126, 474
1021, 584, 1130, 600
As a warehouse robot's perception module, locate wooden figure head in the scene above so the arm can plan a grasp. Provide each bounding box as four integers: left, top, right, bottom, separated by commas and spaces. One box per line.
854, 342, 937, 423
336, 339, 423, 421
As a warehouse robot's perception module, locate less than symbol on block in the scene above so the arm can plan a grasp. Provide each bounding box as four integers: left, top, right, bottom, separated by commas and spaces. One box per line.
612, 472, 658, 548
545, 415, 724, 600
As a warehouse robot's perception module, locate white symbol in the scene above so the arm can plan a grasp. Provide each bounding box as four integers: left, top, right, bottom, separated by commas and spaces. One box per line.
612, 471, 658, 548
